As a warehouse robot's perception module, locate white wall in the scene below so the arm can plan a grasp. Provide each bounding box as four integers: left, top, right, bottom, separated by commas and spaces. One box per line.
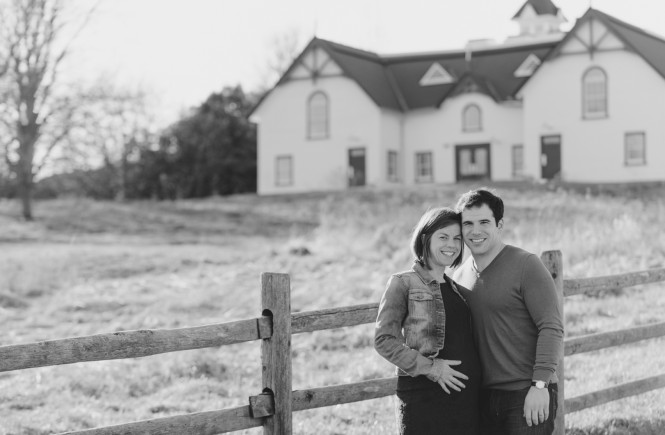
522, 49, 665, 182
403, 93, 523, 184
253, 76, 382, 195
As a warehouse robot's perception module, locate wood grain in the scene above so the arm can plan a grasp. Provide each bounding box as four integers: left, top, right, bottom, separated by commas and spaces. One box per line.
564, 268, 665, 296
565, 321, 665, 356
565, 374, 665, 413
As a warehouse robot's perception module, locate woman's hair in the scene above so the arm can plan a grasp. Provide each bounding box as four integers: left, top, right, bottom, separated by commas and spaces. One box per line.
410, 207, 463, 269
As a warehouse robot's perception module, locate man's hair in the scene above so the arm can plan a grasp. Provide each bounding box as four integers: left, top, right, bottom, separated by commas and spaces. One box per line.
455, 188, 504, 224
411, 207, 464, 269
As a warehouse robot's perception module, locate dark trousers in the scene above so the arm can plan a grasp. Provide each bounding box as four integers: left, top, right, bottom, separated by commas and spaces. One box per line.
394, 386, 480, 435
479, 384, 558, 435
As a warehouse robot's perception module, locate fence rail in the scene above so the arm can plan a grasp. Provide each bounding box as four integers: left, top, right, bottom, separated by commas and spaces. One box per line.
0, 304, 378, 373
1, 253, 664, 434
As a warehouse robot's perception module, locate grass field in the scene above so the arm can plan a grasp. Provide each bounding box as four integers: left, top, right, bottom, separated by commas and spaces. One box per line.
0, 182, 664, 434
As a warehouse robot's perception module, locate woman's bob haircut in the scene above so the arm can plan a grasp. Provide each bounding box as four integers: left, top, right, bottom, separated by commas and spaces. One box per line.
411, 207, 464, 269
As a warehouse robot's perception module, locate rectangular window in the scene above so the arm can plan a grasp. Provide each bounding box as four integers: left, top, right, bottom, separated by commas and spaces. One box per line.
387, 151, 398, 181
275, 155, 293, 186
415, 152, 433, 183
625, 132, 646, 166
512, 145, 524, 178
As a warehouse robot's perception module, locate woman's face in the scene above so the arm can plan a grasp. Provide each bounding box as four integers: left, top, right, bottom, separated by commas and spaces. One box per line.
427, 224, 462, 269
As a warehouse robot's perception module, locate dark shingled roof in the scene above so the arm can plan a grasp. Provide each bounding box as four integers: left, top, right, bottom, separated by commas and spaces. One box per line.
512, 0, 560, 19
318, 39, 406, 111
384, 42, 556, 109
303, 38, 557, 111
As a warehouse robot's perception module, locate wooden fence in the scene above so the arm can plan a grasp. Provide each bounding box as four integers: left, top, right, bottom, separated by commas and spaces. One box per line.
1, 250, 664, 434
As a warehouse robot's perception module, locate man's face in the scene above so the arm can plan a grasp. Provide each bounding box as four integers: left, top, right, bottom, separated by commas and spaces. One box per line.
461, 204, 503, 256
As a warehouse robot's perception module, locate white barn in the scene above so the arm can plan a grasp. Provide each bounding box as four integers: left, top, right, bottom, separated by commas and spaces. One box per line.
250, 0, 665, 194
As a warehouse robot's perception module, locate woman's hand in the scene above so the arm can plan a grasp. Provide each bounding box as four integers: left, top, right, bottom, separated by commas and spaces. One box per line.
425, 359, 468, 394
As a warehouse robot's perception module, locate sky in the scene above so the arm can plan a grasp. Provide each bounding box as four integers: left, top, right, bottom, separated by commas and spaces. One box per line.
66, 0, 665, 127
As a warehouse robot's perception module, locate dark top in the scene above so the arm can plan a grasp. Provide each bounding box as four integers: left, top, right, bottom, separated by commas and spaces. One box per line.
453, 245, 563, 389
397, 280, 481, 395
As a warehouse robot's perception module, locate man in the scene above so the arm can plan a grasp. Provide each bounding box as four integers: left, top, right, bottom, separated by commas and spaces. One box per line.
453, 188, 563, 435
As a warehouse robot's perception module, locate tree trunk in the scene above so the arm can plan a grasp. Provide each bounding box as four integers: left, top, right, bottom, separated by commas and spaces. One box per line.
17, 124, 37, 221
18, 167, 33, 221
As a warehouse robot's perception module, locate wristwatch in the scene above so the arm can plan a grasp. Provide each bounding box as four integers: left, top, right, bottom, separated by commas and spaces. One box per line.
531, 380, 548, 389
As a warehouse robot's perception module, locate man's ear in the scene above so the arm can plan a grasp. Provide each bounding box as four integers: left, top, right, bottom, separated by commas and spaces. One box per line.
497, 219, 504, 230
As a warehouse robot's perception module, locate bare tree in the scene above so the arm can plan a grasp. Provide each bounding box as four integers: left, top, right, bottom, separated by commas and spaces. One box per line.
0, 0, 96, 219
65, 80, 155, 200
257, 29, 303, 93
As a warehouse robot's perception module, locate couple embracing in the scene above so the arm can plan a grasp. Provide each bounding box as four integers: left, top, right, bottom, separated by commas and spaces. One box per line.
375, 188, 563, 435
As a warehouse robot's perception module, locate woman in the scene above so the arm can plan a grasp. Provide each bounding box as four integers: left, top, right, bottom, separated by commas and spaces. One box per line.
374, 207, 481, 435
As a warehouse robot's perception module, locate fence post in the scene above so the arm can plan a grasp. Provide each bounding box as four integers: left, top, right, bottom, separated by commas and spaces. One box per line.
541, 250, 565, 435
260, 273, 293, 434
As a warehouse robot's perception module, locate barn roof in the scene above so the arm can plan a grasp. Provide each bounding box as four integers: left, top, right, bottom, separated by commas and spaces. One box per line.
303, 38, 558, 111
254, 8, 665, 115
382, 41, 556, 109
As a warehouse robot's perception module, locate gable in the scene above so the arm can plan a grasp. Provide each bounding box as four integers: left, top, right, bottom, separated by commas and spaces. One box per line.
285, 46, 344, 81
543, 8, 665, 84
559, 18, 625, 55
445, 74, 501, 102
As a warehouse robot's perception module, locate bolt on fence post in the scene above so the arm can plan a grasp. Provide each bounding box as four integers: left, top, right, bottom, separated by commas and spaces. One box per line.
541, 250, 565, 435
260, 272, 293, 434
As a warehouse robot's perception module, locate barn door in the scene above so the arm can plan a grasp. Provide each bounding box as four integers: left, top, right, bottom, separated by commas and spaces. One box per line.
541, 135, 561, 179
348, 148, 366, 187
455, 143, 491, 181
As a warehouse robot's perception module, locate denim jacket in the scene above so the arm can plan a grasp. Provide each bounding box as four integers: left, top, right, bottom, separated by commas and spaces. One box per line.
374, 261, 468, 377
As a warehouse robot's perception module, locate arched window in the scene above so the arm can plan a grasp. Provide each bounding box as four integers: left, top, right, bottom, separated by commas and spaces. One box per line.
462, 104, 482, 132
307, 91, 329, 139
582, 67, 607, 118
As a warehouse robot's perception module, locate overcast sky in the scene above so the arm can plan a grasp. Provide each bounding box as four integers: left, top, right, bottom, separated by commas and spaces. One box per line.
66, 0, 665, 127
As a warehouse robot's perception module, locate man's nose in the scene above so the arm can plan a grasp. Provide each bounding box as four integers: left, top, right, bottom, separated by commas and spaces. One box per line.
467, 224, 480, 234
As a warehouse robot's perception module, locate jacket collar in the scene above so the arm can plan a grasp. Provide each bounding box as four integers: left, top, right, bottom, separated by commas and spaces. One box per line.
412, 261, 460, 291
412, 261, 439, 285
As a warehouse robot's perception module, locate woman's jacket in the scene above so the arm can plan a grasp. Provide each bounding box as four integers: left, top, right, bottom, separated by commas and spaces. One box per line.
374, 261, 468, 377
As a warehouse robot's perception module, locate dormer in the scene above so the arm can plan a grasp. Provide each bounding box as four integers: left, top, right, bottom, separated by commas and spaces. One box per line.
512, 0, 566, 37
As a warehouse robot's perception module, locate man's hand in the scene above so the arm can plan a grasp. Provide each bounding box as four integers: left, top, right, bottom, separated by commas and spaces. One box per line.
523, 386, 549, 426
425, 359, 468, 394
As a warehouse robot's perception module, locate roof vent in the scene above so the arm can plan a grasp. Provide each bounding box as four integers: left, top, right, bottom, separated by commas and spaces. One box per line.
514, 53, 542, 77
419, 63, 455, 86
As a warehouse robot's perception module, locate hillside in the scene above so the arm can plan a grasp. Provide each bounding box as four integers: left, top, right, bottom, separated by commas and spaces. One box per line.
0, 183, 664, 434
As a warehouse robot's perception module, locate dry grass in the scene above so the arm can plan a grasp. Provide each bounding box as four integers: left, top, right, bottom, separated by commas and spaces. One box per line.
0, 183, 664, 434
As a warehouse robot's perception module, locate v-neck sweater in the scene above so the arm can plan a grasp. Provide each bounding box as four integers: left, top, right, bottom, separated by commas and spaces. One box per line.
453, 245, 563, 390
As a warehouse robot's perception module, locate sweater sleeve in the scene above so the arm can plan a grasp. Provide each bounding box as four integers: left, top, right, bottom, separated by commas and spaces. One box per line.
521, 254, 564, 383
374, 275, 435, 377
